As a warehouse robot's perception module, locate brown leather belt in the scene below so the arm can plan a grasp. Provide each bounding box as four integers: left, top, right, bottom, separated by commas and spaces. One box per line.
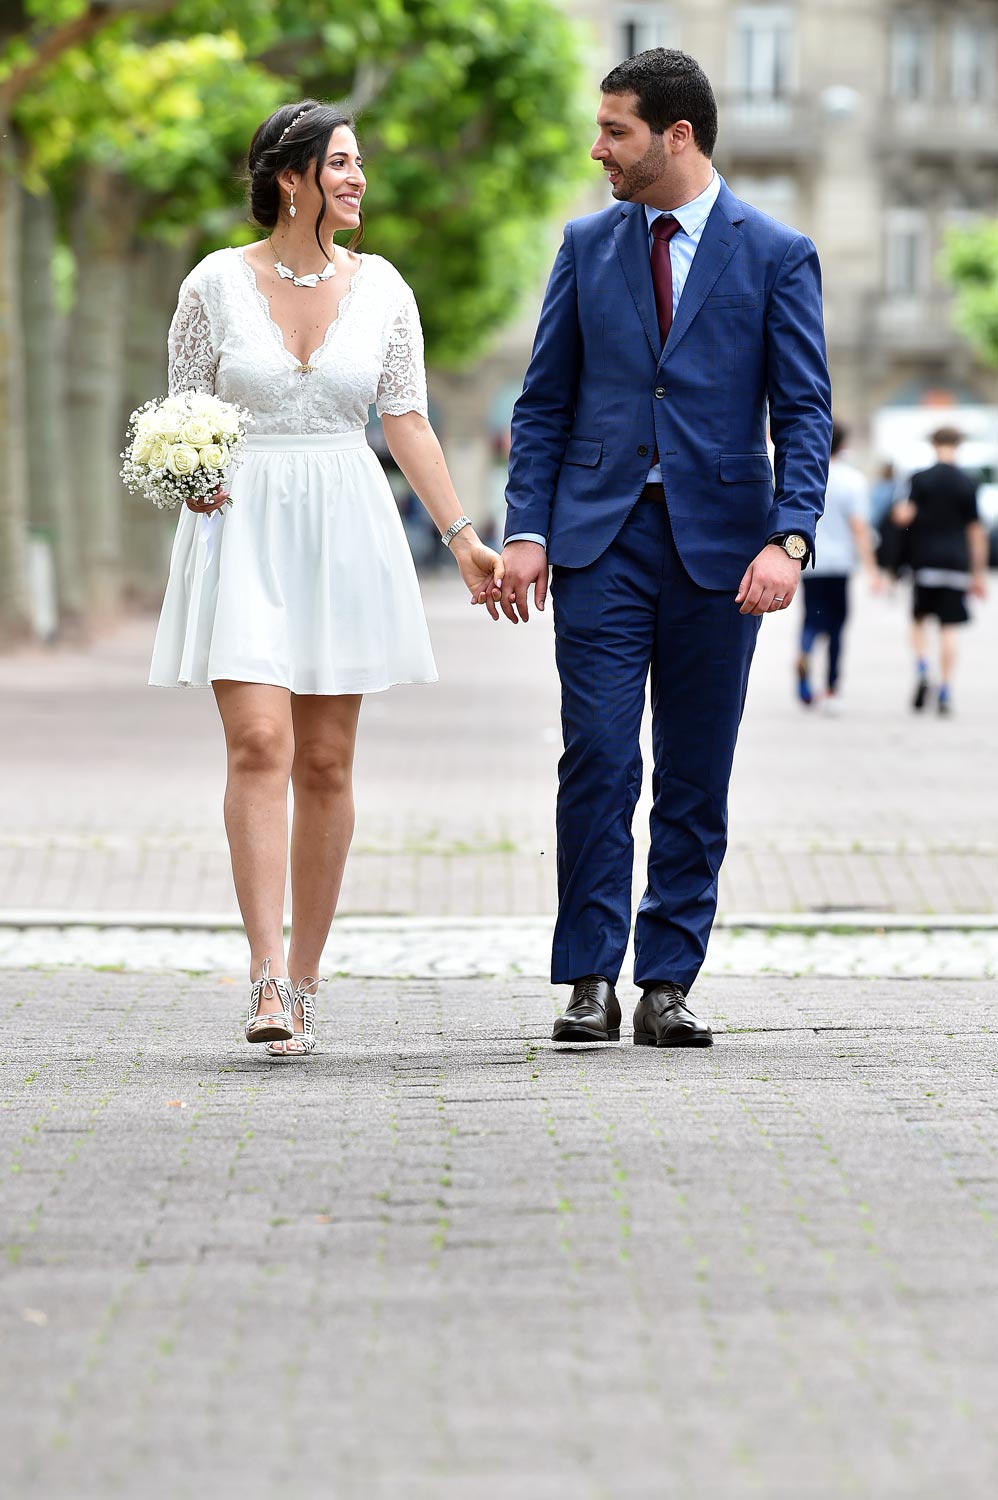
641, 482, 666, 503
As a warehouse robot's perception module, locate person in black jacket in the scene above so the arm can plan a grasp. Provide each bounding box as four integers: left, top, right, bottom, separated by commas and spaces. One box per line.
892, 427, 988, 715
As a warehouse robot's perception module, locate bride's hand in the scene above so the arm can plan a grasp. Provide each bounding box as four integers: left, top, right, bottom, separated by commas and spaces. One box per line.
186, 486, 229, 514
451, 532, 504, 621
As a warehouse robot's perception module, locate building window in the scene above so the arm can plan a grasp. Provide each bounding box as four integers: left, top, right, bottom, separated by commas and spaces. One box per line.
951, 19, 995, 102
890, 15, 933, 100
885, 208, 931, 296
732, 6, 795, 99
615, 4, 676, 59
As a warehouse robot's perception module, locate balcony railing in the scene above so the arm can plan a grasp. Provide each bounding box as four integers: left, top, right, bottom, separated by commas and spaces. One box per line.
866, 291, 964, 354
883, 96, 998, 156
718, 94, 819, 158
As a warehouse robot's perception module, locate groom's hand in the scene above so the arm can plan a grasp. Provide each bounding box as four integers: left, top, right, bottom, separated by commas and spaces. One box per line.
736, 544, 802, 616
499, 541, 549, 624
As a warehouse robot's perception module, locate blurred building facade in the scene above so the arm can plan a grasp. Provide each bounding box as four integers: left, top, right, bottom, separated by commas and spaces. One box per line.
455, 0, 998, 531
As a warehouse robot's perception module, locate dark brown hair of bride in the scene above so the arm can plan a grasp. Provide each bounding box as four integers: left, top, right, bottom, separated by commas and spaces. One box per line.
247, 101, 365, 255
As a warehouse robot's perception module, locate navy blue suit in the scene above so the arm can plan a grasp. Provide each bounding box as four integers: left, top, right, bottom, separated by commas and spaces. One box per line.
505, 178, 832, 990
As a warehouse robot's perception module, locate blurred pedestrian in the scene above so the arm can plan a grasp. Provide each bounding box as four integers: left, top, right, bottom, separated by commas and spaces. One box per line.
797, 420, 882, 713
149, 101, 502, 1054
892, 427, 988, 716
870, 460, 897, 528
500, 48, 831, 1048
870, 459, 907, 575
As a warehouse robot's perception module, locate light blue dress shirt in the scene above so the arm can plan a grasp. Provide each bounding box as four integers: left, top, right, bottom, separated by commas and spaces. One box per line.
506, 171, 722, 547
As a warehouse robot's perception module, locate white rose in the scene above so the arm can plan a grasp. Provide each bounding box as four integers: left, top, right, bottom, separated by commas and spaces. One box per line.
131, 432, 155, 464
199, 443, 229, 471
165, 443, 201, 476
153, 413, 184, 442
147, 438, 170, 469
182, 417, 215, 448
186, 393, 220, 416
215, 409, 241, 439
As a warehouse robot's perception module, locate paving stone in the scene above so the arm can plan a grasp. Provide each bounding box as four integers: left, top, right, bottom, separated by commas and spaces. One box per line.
1, 582, 996, 921
3, 971, 998, 1499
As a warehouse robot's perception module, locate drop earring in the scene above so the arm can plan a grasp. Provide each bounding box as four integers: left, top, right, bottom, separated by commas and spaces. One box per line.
289, 187, 296, 219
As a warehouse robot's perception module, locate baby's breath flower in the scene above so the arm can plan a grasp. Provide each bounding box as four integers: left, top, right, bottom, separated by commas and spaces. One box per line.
120, 389, 252, 511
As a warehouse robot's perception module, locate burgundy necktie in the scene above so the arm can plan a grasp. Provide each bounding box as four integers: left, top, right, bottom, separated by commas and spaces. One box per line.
650, 215, 682, 466
650, 214, 682, 348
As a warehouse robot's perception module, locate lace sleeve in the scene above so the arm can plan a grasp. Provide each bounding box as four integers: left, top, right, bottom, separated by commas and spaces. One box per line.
376, 290, 428, 419
167, 285, 218, 396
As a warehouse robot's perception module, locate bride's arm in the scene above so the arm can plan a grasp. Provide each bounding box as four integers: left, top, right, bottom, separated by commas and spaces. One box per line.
168, 281, 228, 514
381, 412, 502, 615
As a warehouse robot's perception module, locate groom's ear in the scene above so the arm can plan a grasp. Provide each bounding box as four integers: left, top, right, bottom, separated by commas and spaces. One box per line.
667, 119, 695, 153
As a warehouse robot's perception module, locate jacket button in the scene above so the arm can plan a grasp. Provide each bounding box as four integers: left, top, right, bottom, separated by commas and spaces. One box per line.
637, 444, 649, 457
654, 386, 666, 398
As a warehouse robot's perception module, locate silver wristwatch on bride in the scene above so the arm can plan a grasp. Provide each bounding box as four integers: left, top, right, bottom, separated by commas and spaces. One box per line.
440, 515, 473, 548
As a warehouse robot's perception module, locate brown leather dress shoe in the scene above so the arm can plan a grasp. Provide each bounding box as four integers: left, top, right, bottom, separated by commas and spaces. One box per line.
552, 976, 621, 1043
633, 981, 713, 1047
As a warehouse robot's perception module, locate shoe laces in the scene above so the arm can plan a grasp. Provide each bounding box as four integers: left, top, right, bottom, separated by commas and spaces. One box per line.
574, 975, 608, 1005
650, 980, 686, 1007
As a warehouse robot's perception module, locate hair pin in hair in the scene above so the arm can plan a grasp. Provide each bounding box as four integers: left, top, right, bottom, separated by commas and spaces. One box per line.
279, 108, 312, 142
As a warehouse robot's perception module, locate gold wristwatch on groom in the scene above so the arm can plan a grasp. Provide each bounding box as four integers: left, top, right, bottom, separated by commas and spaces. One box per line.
766, 532, 810, 564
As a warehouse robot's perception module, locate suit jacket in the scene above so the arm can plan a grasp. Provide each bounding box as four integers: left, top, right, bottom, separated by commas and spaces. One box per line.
504, 177, 833, 588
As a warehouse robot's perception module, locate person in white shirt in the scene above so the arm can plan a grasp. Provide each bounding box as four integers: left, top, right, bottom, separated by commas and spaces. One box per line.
797, 422, 881, 711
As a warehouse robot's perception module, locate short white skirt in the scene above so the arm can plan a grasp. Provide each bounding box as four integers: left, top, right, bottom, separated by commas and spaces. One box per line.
149, 430, 438, 695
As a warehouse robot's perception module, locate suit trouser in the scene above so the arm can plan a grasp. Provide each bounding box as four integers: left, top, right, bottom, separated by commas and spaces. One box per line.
550, 489, 760, 991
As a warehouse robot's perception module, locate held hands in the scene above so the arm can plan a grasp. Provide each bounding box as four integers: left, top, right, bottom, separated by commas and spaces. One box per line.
185, 486, 229, 514
736, 544, 802, 616
498, 540, 549, 624
450, 530, 504, 620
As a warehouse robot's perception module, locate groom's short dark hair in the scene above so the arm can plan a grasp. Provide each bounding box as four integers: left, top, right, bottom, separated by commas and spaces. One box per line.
601, 49, 718, 157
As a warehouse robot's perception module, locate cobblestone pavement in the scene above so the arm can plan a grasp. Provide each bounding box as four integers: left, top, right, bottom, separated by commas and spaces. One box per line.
1, 578, 996, 922
4, 970, 998, 1500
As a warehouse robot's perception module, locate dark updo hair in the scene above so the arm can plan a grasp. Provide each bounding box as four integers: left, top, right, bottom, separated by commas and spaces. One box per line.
247, 100, 364, 255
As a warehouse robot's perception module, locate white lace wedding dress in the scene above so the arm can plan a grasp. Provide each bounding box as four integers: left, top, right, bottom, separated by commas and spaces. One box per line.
149, 246, 438, 694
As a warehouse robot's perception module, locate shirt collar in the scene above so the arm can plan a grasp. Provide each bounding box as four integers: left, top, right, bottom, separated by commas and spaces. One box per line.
643, 170, 720, 237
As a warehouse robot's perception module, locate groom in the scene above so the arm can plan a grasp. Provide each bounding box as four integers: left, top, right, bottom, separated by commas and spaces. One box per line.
501, 49, 832, 1046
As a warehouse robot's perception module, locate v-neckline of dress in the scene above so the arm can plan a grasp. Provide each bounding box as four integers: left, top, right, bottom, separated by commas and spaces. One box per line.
237, 246, 367, 368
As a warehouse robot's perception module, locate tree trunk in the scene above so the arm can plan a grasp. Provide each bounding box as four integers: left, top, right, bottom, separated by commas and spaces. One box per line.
0, 125, 33, 645
122, 236, 192, 608
0, 3, 178, 644
19, 179, 86, 630
65, 167, 138, 620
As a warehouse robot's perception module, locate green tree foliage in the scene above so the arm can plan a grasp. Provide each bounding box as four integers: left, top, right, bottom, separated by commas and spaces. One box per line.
941, 222, 998, 370
15, 30, 283, 234
14, 0, 591, 365
312, 0, 593, 364
3, 0, 590, 636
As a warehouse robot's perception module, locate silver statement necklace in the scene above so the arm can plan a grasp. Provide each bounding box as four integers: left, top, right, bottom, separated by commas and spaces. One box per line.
269, 238, 336, 288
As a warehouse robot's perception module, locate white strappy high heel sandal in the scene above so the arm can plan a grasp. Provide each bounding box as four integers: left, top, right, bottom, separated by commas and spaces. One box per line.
266, 976, 319, 1057
244, 957, 295, 1044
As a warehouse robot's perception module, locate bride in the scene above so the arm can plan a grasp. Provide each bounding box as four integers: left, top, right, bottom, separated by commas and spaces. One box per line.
149, 100, 503, 1056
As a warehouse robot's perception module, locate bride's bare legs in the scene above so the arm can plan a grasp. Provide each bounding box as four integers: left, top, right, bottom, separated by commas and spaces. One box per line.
213, 681, 295, 1012
285, 693, 363, 1021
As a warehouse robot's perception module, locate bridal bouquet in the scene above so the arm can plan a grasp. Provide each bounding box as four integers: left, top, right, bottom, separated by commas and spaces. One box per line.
120, 391, 252, 511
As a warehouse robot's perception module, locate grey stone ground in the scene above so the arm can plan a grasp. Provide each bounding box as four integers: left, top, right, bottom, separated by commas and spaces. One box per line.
3, 576, 998, 1497
1, 578, 996, 923
3, 971, 998, 1500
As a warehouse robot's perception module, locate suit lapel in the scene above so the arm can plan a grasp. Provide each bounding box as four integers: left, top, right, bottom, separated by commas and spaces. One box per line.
613, 204, 659, 361
661, 182, 745, 365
